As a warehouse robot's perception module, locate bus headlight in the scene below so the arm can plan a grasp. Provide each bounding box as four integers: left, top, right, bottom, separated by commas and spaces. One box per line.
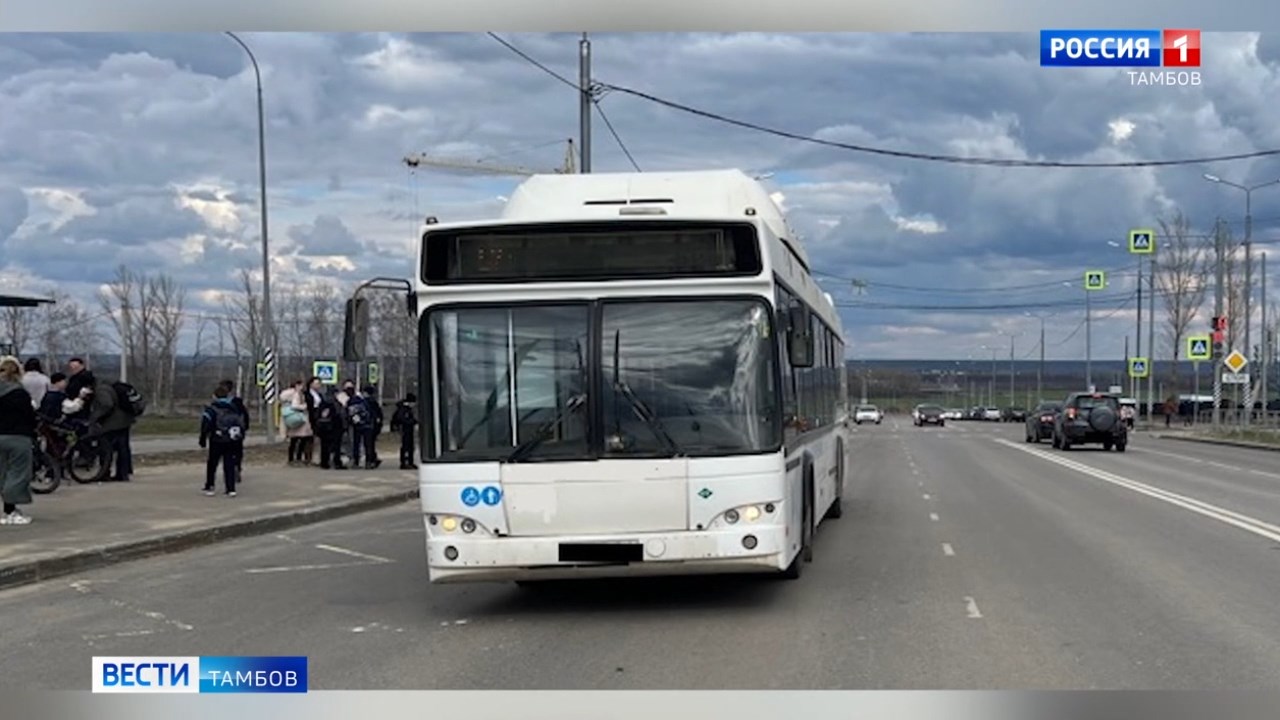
432, 514, 485, 535
720, 504, 767, 526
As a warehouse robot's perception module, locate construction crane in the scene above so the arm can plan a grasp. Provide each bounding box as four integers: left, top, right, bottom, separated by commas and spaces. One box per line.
403, 138, 576, 176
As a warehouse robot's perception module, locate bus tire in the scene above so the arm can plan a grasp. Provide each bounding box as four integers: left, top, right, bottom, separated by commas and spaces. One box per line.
824, 439, 844, 520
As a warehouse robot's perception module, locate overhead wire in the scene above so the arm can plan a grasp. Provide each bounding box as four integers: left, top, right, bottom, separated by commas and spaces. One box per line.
488, 33, 643, 173
594, 81, 1280, 168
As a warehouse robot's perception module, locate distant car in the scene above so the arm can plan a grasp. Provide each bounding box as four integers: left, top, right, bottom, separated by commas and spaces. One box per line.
1053, 392, 1128, 451
944, 408, 964, 420
914, 404, 945, 427
1004, 407, 1028, 423
982, 407, 1002, 421
1025, 401, 1062, 443
854, 405, 881, 425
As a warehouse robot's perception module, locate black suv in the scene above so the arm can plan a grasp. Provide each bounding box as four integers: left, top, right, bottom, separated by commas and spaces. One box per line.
914, 404, 945, 427
1052, 392, 1128, 452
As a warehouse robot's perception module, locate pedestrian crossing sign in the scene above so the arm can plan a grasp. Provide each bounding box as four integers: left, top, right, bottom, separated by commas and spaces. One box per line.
1128, 357, 1149, 378
368, 362, 380, 386
313, 360, 338, 385
256, 362, 267, 387
1084, 270, 1106, 290
1187, 335, 1211, 361
1128, 228, 1155, 254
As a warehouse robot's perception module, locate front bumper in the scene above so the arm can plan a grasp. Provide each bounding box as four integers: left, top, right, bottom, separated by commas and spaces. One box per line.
425, 524, 790, 583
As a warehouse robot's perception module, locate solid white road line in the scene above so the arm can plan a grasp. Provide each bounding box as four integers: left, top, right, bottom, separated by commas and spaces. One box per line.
315, 543, 393, 564
942, 543, 955, 556
930, 512, 940, 522
996, 439, 1280, 544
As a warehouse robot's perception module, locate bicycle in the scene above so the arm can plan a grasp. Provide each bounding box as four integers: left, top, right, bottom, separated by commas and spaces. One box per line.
30, 420, 113, 493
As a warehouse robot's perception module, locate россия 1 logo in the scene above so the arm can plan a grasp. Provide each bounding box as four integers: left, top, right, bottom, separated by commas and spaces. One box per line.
1040, 29, 1202, 86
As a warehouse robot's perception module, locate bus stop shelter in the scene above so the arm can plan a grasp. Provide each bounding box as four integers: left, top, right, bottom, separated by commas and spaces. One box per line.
0, 292, 55, 355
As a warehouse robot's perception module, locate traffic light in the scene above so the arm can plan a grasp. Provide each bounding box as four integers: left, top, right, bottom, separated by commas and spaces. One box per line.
1211, 316, 1228, 331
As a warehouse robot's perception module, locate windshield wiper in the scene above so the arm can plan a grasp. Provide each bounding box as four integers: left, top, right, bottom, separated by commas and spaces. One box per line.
610, 329, 682, 457
504, 392, 588, 463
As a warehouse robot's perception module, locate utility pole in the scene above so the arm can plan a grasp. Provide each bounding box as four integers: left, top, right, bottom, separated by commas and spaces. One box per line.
1085, 286, 1093, 390
1244, 193, 1253, 421
1038, 319, 1045, 403
1213, 218, 1225, 426
579, 33, 592, 173
1135, 254, 1143, 403
226, 32, 277, 442
1147, 253, 1156, 423
120, 295, 131, 383
1262, 252, 1268, 419
1008, 334, 1015, 407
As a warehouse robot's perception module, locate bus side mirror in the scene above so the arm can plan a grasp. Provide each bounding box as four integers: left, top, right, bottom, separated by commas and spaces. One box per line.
786, 305, 814, 368
343, 297, 370, 362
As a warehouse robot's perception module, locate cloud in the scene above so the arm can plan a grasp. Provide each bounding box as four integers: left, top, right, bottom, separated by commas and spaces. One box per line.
1, 31, 1278, 359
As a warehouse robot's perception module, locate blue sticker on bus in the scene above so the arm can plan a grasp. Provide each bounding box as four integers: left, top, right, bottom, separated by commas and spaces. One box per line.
481, 486, 502, 506
460, 487, 481, 507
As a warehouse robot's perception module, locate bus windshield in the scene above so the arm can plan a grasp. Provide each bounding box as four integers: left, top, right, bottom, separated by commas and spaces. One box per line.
427, 298, 779, 460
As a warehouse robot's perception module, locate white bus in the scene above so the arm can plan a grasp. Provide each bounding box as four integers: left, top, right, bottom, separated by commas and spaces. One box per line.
369, 169, 851, 585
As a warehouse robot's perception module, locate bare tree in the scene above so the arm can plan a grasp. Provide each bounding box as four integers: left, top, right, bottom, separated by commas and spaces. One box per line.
226, 267, 263, 365
278, 285, 310, 383
34, 290, 101, 367
371, 291, 417, 399
98, 264, 139, 376
2, 304, 35, 356
149, 273, 187, 412
1156, 211, 1211, 388
305, 283, 340, 361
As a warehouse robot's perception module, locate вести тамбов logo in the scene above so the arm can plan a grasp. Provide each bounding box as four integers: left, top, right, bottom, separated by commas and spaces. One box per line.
1040, 29, 1202, 86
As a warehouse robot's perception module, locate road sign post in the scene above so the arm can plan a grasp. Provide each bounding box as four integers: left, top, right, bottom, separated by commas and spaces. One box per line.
1084, 270, 1106, 389
313, 360, 339, 385
1128, 357, 1149, 380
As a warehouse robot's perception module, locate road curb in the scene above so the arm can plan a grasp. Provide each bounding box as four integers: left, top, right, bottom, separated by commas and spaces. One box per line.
0, 487, 420, 592
1152, 433, 1280, 452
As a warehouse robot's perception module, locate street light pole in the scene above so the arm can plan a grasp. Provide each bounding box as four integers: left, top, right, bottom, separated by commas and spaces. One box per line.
1203, 173, 1280, 423
226, 31, 277, 442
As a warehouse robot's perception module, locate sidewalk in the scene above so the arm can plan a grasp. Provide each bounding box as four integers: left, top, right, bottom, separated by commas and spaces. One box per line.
130, 433, 270, 455
0, 459, 419, 591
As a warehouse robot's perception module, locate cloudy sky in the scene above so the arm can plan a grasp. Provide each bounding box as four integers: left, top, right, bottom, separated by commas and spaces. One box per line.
2, 32, 1279, 360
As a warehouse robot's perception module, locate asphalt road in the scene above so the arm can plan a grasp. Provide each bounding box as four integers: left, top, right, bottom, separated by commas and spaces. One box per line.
5, 417, 1280, 689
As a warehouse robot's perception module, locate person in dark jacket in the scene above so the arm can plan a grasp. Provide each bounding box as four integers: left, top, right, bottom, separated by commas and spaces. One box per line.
63, 358, 94, 416
347, 385, 383, 469
0, 356, 37, 525
390, 393, 418, 470
218, 380, 250, 480
38, 372, 68, 420
87, 378, 137, 482
199, 383, 247, 496
314, 386, 347, 470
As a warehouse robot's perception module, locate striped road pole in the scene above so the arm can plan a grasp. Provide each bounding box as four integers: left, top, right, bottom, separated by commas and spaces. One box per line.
263, 348, 277, 440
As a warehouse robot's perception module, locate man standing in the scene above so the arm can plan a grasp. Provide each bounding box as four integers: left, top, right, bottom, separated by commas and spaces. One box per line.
89, 378, 137, 482
219, 380, 250, 481
199, 384, 247, 497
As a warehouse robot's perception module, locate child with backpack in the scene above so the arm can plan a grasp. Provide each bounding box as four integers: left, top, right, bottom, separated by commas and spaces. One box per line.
314, 388, 347, 470
390, 393, 417, 470
347, 385, 384, 469
199, 384, 247, 496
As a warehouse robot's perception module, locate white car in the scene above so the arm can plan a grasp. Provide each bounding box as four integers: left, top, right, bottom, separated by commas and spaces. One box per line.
854, 405, 881, 424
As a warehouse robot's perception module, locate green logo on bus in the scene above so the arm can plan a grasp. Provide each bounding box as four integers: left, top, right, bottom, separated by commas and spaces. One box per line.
697, 488, 713, 499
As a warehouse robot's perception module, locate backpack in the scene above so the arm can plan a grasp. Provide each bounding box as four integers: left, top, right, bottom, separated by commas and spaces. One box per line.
346, 396, 368, 426
113, 381, 146, 417
315, 399, 339, 433
210, 403, 247, 444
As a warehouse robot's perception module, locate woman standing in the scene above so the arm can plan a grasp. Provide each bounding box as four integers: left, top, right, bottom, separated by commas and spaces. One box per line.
279, 379, 313, 466
302, 376, 325, 465
0, 356, 37, 525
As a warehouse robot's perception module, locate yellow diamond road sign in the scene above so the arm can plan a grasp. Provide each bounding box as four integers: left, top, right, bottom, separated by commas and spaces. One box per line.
1223, 350, 1248, 373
